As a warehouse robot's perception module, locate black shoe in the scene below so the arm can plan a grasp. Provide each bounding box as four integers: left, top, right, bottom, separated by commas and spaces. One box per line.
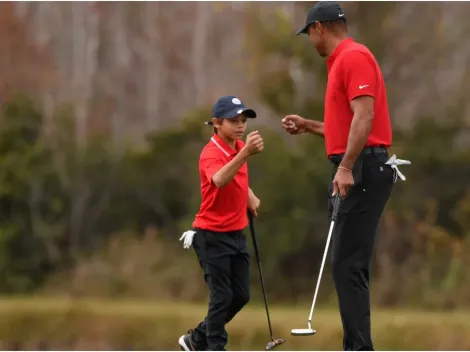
178, 330, 199, 351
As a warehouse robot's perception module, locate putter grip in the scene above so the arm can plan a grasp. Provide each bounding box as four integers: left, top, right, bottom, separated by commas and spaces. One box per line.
331, 195, 341, 221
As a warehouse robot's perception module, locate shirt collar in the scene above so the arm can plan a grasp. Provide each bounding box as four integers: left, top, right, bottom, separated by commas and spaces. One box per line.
326, 37, 354, 67
210, 133, 242, 157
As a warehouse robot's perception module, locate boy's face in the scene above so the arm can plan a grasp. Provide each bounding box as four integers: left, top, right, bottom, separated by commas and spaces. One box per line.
212, 114, 248, 140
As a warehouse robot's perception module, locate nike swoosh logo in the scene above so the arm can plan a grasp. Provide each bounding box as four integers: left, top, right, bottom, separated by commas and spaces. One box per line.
359, 85, 369, 89
339, 14, 345, 17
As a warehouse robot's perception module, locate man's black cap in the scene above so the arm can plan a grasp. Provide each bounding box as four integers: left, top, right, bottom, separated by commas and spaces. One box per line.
296, 1, 346, 35
206, 96, 257, 126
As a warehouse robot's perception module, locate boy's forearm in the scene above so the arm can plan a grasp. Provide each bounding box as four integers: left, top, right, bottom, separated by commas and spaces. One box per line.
212, 150, 249, 188
248, 187, 256, 200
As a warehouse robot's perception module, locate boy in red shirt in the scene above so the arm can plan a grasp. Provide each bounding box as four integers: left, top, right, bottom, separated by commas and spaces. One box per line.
178, 96, 263, 351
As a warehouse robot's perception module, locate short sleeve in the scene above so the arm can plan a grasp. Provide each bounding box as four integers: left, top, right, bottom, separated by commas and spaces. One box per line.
342, 50, 377, 101
201, 156, 225, 182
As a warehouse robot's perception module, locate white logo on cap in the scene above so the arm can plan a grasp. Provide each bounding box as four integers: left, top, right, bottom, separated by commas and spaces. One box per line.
232, 98, 242, 105
237, 109, 243, 114
339, 13, 344, 17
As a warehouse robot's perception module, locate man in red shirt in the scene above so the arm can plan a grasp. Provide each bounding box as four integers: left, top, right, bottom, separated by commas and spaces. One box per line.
282, 2, 395, 350
179, 96, 263, 351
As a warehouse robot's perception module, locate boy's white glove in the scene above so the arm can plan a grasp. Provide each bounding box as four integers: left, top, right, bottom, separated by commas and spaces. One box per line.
385, 154, 411, 182
179, 230, 196, 249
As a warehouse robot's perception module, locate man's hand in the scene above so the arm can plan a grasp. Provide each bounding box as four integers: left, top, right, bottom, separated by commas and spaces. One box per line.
248, 188, 261, 217
282, 115, 324, 136
281, 115, 307, 134
242, 131, 264, 156
332, 167, 354, 199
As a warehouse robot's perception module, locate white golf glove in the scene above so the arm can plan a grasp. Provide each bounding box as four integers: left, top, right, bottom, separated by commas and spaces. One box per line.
179, 230, 196, 249
385, 154, 411, 182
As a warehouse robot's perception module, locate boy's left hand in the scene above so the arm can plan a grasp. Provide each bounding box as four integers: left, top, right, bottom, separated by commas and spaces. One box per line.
248, 194, 261, 217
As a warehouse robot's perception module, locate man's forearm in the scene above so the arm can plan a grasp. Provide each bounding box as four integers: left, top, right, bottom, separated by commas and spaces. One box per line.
306, 119, 324, 136
212, 151, 248, 188
339, 112, 373, 170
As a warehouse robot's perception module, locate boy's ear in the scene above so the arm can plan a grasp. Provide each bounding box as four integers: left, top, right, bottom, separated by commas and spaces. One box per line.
212, 117, 220, 126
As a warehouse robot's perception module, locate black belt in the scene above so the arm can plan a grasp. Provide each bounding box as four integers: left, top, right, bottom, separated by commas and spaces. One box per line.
363, 146, 388, 155
328, 146, 388, 164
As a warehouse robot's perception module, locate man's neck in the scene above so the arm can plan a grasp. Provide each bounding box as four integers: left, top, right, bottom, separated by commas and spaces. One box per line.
325, 34, 349, 57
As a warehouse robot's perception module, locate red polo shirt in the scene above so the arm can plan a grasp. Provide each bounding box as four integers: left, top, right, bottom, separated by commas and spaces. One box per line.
192, 133, 249, 232
324, 38, 392, 156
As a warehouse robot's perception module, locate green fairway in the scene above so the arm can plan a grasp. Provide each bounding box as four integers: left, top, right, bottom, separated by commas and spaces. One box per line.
0, 296, 468, 350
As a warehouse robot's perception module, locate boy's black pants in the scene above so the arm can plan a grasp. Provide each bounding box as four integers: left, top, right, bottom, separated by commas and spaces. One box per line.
190, 229, 250, 351
328, 150, 394, 351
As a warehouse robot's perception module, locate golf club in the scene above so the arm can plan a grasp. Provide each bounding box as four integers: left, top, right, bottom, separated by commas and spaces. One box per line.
291, 194, 342, 337
248, 212, 285, 350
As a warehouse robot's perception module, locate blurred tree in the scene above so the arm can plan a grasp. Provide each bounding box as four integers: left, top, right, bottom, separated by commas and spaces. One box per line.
0, 2, 470, 309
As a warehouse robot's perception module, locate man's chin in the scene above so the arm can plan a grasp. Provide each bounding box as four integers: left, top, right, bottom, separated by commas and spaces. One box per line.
316, 48, 327, 57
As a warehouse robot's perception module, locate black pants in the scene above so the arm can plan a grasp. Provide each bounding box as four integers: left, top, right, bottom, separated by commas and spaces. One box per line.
190, 229, 250, 351
328, 151, 394, 351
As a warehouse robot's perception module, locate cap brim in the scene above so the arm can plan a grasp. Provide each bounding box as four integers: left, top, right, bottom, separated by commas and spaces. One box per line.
223, 108, 257, 119
205, 108, 257, 126
238, 108, 257, 118
296, 23, 309, 35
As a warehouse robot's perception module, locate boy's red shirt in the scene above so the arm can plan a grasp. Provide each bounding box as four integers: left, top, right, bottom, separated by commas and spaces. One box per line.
192, 134, 249, 232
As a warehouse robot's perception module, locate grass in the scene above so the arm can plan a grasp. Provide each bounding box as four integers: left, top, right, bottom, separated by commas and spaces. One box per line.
0, 296, 469, 350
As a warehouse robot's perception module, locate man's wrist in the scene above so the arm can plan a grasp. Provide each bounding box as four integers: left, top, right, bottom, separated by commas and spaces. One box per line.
305, 119, 324, 136
338, 165, 353, 173
305, 123, 315, 134
339, 156, 355, 170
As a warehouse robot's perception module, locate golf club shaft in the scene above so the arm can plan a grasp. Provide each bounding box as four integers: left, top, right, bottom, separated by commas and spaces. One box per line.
249, 213, 274, 339
307, 220, 335, 324
307, 195, 341, 325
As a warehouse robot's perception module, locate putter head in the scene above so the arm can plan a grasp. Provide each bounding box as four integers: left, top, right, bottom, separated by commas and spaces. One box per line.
291, 328, 316, 336
266, 338, 285, 350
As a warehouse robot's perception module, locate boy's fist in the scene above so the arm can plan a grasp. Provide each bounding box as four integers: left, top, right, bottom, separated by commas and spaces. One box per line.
248, 194, 261, 217
243, 131, 264, 156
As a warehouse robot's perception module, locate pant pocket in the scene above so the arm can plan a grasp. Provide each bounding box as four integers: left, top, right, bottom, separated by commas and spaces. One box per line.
351, 153, 364, 186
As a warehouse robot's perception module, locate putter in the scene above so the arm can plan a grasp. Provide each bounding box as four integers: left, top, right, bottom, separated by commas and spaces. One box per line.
248, 212, 285, 350
291, 194, 342, 337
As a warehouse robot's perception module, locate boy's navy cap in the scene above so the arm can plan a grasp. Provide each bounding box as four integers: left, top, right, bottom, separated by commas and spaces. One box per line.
206, 96, 257, 126
296, 1, 346, 35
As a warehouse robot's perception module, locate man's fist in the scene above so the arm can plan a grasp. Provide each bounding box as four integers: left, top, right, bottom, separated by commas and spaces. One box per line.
243, 131, 264, 156
282, 115, 307, 134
